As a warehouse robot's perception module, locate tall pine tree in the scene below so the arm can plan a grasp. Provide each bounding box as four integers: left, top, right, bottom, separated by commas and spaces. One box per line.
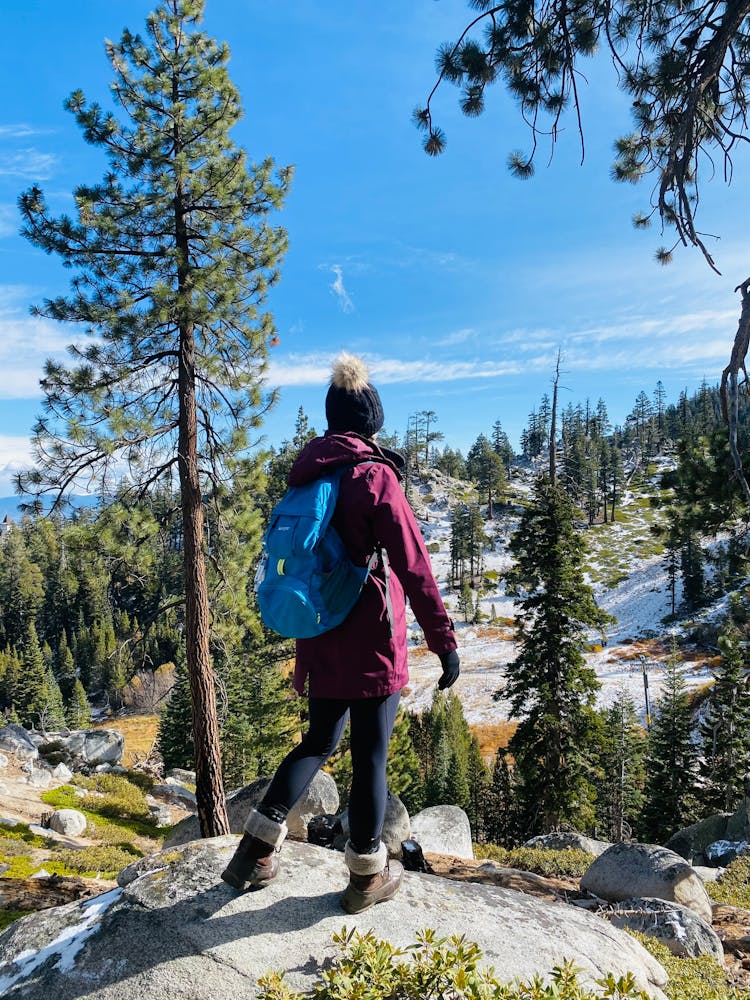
17, 0, 290, 835
640, 647, 700, 843
502, 475, 609, 834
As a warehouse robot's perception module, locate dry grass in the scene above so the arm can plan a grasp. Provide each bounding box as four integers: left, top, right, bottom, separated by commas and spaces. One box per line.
470, 720, 518, 759
475, 626, 516, 642
93, 714, 159, 767
607, 638, 673, 663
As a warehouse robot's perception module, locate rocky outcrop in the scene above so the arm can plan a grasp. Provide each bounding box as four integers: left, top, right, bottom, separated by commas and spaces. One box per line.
666, 797, 750, 866
0, 725, 124, 771
163, 772, 337, 848
580, 842, 713, 922
333, 791, 410, 857
602, 897, 724, 961
524, 831, 610, 857
285, 770, 338, 839
0, 838, 669, 999
410, 805, 473, 859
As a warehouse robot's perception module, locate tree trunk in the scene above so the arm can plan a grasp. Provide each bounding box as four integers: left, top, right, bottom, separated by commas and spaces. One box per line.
178, 329, 230, 837
549, 350, 561, 485
174, 73, 229, 838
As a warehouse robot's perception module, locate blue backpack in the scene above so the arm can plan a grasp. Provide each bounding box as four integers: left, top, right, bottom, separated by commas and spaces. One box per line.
255, 465, 376, 638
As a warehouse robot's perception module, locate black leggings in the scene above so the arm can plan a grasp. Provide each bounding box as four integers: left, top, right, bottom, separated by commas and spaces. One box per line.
260, 690, 401, 852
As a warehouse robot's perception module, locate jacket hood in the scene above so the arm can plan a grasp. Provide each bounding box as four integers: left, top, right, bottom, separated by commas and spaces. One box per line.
289, 431, 404, 487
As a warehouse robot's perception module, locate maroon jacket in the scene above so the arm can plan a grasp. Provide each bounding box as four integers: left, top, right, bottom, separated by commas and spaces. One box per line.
289, 432, 456, 699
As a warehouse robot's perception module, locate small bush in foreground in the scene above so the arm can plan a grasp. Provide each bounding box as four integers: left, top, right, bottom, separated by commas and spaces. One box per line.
258, 928, 651, 999
706, 855, 750, 909
473, 845, 593, 879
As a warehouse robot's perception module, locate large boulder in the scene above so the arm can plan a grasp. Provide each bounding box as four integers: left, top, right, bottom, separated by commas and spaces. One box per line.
725, 797, 750, 840
164, 778, 269, 848
48, 809, 88, 838
62, 730, 124, 767
285, 771, 339, 839
410, 805, 473, 859
151, 784, 198, 811
0, 725, 39, 761
524, 831, 610, 857
602, 897, 724, 961
333, 791, 410, 857
580, 842, 713, 923
163, 773, 339, 848
0, 838, 669, 999
665, 813, 731, 865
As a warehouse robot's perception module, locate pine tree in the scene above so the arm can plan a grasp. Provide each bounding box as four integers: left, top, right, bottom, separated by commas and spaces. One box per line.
596, 690, 646, 842
386, 708, 422, 812
699, 625, 750, 813
416, 1, 745, 268
465, 734, 490, 842
157, 659, 195, 773
66, 678, 92, 729
502, 475, 609, 834
640, 648, 700, 843
485, 748, 518, 846
18, 0, 290, 836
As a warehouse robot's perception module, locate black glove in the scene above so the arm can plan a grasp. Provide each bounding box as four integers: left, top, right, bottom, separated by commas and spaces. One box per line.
437, 649, 460, 690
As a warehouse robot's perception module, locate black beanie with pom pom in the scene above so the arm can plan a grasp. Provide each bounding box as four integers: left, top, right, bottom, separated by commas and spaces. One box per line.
325, 353, 384, 438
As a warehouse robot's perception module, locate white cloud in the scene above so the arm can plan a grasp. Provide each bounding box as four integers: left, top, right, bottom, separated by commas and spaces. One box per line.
0, 149, 57, 180
0, 124, 51, 139
328, 265, 354, 313
0, 205, 17, 238
435, 327, 477, 347
266, 352, 524, 387
0, 289, 85, 399
0, 434, 32, 495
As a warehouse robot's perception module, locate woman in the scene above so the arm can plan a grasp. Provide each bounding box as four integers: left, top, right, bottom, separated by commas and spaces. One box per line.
222, 353, 460, 913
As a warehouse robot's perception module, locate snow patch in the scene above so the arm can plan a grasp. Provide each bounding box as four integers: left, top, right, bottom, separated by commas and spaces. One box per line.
0, 887, 122, 991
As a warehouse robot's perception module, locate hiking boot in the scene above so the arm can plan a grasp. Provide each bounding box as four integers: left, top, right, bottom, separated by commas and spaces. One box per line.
341, 840, 403, 914
221, 809, 287, 891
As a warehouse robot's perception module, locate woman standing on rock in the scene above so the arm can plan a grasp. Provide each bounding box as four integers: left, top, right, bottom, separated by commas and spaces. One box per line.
222, 353, 460, 913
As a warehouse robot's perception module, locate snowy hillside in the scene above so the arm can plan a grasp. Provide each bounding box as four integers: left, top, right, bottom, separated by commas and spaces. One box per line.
402, 463, 716, 729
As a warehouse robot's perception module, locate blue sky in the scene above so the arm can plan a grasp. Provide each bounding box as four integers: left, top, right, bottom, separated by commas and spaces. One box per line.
0, 0, 748, 493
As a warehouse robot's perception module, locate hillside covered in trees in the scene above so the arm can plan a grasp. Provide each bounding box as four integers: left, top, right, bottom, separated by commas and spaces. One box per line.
3, 374, 750, 847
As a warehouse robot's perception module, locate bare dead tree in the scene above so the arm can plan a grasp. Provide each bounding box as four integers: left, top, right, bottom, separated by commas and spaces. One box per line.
720, 277, 750, 508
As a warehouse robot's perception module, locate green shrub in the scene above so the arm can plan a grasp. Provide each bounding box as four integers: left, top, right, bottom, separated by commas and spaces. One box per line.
258, 928, 651, 999
0, 910, 25, 931
473, 845, 593, 878
51, 845, 141, 878
124, 770, 155, 793
706, 854, 750, 909
74, 774, 155, 825
633, 933, 739, 1000
41, 784, 162, 844
0, 824, 53, 849
427, 542, 440, 554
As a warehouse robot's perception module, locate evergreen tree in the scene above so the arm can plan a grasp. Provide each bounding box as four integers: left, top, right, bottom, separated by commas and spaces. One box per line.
18, 0, 291, 836
66, 678, 92, 729
502, 475, 609, 834
596, 690, 646, 842
415, 0, 747, 268
467, 434, 506, 517
157, 659, 195, 773
485, 748, 519, 846
640, 648, 700, 843
386, 708, 422, 813
699, 625, 750, 813
465, 734, 490, 842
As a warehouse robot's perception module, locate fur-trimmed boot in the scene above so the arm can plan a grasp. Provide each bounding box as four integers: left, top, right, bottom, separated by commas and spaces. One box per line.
221, 808, 287, 891
341, 840, 403, 914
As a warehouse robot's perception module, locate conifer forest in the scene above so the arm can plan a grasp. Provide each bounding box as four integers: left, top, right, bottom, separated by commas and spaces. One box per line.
3, 374, 750, 848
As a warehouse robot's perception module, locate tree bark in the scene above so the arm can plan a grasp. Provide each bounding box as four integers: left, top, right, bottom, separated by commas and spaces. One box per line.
720, 277, 750, 510
173, 68, 229, 838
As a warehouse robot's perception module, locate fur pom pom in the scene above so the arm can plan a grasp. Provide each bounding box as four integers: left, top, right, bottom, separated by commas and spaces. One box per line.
331, 352, 370, 392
